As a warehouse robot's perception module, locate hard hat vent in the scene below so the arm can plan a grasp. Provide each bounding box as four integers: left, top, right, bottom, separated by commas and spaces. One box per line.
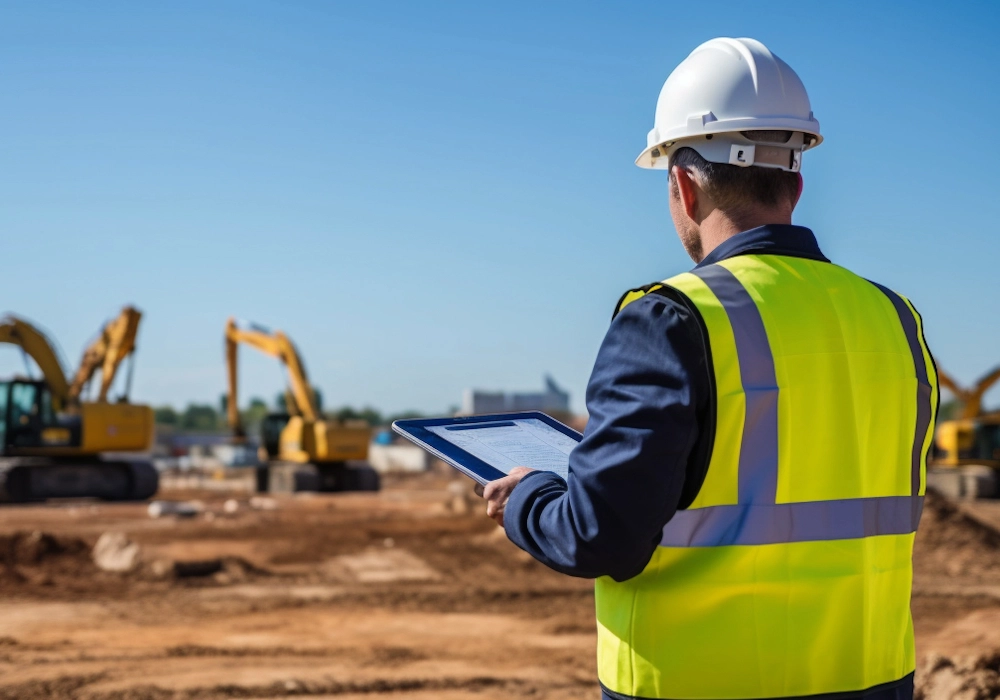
742, 130, 793, 143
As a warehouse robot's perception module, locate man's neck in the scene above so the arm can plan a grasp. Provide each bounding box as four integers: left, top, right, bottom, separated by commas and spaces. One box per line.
697, 207, 792, 262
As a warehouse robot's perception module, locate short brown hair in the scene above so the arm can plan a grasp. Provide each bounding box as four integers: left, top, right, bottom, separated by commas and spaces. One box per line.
669, 146, 799, 212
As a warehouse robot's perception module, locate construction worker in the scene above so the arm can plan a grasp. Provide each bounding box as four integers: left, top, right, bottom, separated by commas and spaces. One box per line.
482, 38, 936, 700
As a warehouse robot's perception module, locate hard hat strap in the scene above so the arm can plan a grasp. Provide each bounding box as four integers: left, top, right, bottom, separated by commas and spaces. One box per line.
728, 144, 801, 172
650, 131, 807, 173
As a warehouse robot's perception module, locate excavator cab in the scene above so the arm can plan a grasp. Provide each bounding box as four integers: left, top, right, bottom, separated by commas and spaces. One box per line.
930, 366, 1000, 498
260, 412, 291, 459
0, 379, 79, 452
937, 418, 1000, 466
978, 423, 1000, 463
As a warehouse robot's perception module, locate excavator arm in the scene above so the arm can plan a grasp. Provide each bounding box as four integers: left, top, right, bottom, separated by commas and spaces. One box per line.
939, 366, 1000, 420
938, 368, 962, 398
0, 315, 70, 406
68, 306, 142, 402
961, 367, 1000, 420
225, 318, 319, 436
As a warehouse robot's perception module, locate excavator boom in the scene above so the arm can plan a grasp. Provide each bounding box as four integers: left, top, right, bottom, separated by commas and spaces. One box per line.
225, 318, 319, 431
940, 366, 1000, 420
68, 306, 142, 402
0, 316, 70, 405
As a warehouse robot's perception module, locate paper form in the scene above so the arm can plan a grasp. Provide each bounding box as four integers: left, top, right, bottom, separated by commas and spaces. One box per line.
427, 418, 578, 480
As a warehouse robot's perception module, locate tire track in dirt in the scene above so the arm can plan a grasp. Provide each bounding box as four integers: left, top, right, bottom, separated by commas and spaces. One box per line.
0, 673, 594, 700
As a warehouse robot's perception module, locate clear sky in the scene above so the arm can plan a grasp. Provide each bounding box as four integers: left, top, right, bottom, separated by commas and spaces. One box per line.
2, 0, 998, 415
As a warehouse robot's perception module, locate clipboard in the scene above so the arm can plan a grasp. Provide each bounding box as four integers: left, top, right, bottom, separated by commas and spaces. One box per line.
391, 411, 582, 485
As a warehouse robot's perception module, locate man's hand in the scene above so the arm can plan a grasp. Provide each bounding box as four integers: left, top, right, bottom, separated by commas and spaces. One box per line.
474, 467, 535, 527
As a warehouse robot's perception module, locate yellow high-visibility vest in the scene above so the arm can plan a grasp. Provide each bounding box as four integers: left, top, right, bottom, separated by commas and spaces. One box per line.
598, 254, 937, 699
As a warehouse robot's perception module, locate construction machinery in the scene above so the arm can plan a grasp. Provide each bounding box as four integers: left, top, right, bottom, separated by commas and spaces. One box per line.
929, 366, 1000, 497
225, 318, 378, 493
68, 306, 142, 403
0, 307, 157, 502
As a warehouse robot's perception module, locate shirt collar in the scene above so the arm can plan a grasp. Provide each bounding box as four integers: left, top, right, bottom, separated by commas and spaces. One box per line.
695, 224, 829, 269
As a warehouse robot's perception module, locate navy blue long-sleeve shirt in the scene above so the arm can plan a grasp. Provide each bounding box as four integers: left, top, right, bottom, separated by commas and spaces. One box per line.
503, 224, 829, 582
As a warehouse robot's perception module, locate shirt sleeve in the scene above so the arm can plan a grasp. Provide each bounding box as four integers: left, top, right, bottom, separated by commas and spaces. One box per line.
503, 291, 710, 581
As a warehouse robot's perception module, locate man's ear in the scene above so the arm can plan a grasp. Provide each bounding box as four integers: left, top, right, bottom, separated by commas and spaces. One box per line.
792, 173, 804, 210
672, 166, 700, 221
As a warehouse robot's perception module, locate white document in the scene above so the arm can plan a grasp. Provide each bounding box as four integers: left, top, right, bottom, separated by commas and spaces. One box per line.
427, 418, 577, 480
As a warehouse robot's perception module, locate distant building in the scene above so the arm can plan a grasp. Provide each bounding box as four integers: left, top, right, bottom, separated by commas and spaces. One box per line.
462, 375, 571, 416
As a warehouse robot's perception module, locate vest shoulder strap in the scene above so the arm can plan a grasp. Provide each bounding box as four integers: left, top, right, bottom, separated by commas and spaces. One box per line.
611, 277, 716, 510
612, 282, 667, 320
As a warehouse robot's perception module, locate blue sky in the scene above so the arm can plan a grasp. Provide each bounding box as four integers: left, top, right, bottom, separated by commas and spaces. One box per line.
2, 0, 998, 415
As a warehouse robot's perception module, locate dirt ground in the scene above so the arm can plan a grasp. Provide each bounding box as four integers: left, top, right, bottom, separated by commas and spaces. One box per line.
2, 475, 1000, 700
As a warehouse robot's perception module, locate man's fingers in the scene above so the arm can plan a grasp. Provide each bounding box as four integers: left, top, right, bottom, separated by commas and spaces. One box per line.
483, 482, 497, 501
483, 476, 512, 502
486, 485, 511, 508
485, 488, 510, 520
486, 500, 505, 524
486, 497, 503, 519
473, 483, 485, 498
481, 471, 531, 527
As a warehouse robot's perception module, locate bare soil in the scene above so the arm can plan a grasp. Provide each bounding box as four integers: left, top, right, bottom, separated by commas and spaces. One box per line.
1, 478, 1000, 699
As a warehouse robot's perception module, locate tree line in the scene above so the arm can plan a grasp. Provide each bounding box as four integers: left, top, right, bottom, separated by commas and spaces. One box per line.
153, 391, 429, 432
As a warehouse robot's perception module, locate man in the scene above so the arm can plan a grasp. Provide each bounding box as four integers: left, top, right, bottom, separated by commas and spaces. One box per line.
481, 38, 937, 700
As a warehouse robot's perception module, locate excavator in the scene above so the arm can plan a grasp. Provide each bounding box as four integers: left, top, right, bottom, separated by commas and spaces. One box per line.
930, 365, 1000, 497
934, 366, 1000, 467
225, 318, 378, 493
0, 307, 157, 502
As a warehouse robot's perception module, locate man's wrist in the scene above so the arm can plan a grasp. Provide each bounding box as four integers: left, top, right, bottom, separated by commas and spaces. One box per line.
502, 469, 561, 531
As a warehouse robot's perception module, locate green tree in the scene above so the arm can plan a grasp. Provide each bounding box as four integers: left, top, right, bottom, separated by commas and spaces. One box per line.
357, 406, 383, 426
329, 405, 384, 426
242, 397, 270, 431
331, 405, 358, 422
274, 385, 325, 415
153, 406, 179, 426
180, 404, 221, 431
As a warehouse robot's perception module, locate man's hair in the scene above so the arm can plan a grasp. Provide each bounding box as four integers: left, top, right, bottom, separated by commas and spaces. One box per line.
669, 146, 799, 213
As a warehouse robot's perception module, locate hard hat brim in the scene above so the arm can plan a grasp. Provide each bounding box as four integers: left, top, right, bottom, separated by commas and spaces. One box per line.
636, 126, 823, 170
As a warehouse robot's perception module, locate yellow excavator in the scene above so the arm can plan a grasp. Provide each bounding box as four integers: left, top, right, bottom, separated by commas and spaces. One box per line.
0, 307, 157, 502
933, 366, 1000, 471
225, 318, 377, 493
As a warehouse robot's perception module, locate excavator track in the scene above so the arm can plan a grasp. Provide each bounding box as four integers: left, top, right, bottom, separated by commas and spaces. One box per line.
257, 461, 380, 494
0, 458, 158, 503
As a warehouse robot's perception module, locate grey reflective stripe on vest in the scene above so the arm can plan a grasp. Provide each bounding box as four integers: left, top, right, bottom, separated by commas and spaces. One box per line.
660, 494, 923, 547
692, 265, 779, 503
659, 264, 924, 549
870, 282, 933, 496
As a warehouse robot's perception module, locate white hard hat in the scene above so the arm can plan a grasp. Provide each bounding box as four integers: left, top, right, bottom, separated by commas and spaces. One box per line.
636, 38, 822, 172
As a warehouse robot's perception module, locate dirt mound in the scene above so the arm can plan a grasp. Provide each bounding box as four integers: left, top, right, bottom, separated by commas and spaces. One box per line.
916, 651, 1000, 700
915, 490, 1000, 578
0, 530, 93, 585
